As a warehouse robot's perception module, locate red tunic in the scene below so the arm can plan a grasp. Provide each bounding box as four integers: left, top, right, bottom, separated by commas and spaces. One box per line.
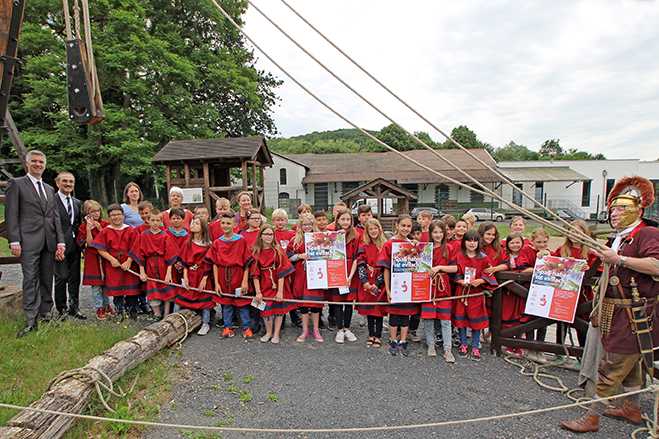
241, 229, 260, 252
420, 246, 453, 320
453, 252, 497, 330
77, 220, 109, 286
516, 246, 540, 270
419, 231, 430, 243
274, 229, 295, 251
356, 242, 387, 317
250, 248, 296, 316
129, 229, 178, 302
447, 239, 462, 262
500, 237, 531, 249
376, 238, 420, 316
286, 239, 324, 309
176, 241, 214, 310
134, 223, 150, 234
205, 234, 252, 307
325, 234, 359, 302
161, 208, 193, 230
90, 225, 141, 296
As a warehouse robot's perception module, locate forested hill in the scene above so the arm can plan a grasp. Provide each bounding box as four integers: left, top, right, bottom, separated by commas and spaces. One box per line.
269, 124, 606, 161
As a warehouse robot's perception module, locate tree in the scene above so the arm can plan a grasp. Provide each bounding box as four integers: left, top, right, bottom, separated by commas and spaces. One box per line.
539, 139, 563, 158
441, 125, 484, 149
7, 0, 281, 205
492, 141, 539, 161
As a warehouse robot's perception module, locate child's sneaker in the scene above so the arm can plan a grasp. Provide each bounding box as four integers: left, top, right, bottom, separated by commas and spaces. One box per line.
296, 331, 308, 343
458, 344, 469, 357
343, 328, 357, 342
388, 340, 398, 356
335, 329, 345, 344
444, 350, 456, 363
427, 345, 437, 357
399, 341, 409, 357
313, 329, 324, 342
105, 305, 116, 316
243, 328, 254, 338
95, 308, 107, 321
470, 348, 481, 361
197, 323, 210, 336
222, 327, 235, 338
410, 330, 422, 342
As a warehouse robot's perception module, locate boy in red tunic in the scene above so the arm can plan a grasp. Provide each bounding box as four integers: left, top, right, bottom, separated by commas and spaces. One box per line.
273, 208, 301, 329
91, 204, 141, 320
416, 210, 433, 243
313, 210, 329, 232
209, 197, 232, 240
130, 209, 178, 320
135, 201, 153, 234
77, 200, 110, 320
355, 204, 373, 236
205, 212, 252, 338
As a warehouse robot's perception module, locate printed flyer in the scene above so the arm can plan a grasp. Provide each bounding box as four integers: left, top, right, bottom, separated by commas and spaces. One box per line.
524, 255, 587, 323
304, 231, 348, 290
390, 242, 433, 303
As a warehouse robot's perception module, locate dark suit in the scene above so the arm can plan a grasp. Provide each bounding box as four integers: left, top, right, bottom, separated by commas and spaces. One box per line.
54, 193, 82, 313
5, 175, 65, 325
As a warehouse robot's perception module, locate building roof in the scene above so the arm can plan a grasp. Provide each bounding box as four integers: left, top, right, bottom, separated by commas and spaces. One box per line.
153, 136, 273, 166
281, 149, 499, 184
341, 178, 418, 201
498, 166, 590, 182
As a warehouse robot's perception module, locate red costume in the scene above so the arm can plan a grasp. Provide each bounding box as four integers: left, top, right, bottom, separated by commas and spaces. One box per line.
91, 225, 141, 296
129, 229, 178, 302
483, 244, 513, 323
77, 220, 109, 286
176, 241, 214, 310
447, 239, 462, 262
250, 248, 296, 316
453, 251, 497, 330
274, 228, 295, 251
376, 238, 420, 316
286, 239, 324, 309
420, 245, 453, 320
241, 228, 260, 252
205, 234, 252, 307
161, 208, 193, 230
325, 233, 359, 302
356, 242, 387, 317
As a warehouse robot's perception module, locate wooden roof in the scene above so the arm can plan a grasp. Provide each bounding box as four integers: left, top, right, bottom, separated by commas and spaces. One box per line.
153, 136, 273, 166
341, 178, 418, 201
281, 149, 499, 184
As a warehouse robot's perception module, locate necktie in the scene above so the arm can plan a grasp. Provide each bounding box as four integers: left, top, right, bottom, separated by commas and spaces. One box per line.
36, 181, 47, 206
66, 196, 73, 224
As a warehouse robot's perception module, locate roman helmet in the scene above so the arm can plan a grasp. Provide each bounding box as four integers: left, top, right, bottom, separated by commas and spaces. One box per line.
607, 176, 655, 228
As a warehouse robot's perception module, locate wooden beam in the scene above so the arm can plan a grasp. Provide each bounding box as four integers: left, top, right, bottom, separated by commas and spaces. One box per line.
165, 165, 171, 193
251, 162, 257, 210
183, 163, 190, 187
208, 185, 262, 192
241, 161, 248, 192
4, 111, 27, 169
202, 162, 210, 211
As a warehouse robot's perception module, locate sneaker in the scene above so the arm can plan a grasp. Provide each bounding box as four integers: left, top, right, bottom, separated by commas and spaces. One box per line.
343, 329, 357, 342
335, 329, 345, 344
105, 305, 116, 316
129, 309, 138, 320
95, 308, 107, 321
313, 329, 324, 342
243, 328, 254, 338
222, 327, 235, 338
444, 350, 456, 363
470, 348, 481, 361
271, 336, 280, 344
260, 334, 271, 343
427, 345, 437, 357
410, 330, 422, 343
399, 341, 409, 356
197, 323, 210, 336
458, 344, 468, 357
388, 340, 398, 356
296, 332, 308, 343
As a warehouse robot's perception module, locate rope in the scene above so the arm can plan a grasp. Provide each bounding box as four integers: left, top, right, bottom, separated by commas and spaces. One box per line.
127, 268, 486, 307
275, 0, 601, 248
247, 0, 602, 251
168, 312, 191, 349
207, 0, 602, 251
47, 366, 126, 414
0, 387, 652, 434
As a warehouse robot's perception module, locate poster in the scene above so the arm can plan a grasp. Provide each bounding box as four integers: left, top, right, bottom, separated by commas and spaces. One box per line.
524, 255, 587, 323
304, 231, 348, 290
390, 242, 433, 303
180, 188, 203, 204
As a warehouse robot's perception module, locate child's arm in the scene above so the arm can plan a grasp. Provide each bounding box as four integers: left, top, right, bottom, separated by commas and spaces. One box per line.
384, 268, 391, 302
213, 265, 223, 294
253, 278, 262, 302
164, 265, 173, 284
85, 223, 95, 245
241, 268, 249, 293
432, 264, 458, 274
347, 259, 358, 282
138, 265, 148, 282
98, 250, 120, 267
198, 275, 208, 291
120, 257, 133, 271
276, 277, 284, 300
484, 263, 508, 275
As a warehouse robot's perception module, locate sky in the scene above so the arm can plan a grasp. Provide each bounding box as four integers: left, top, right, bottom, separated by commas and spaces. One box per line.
242, 0, 659, 160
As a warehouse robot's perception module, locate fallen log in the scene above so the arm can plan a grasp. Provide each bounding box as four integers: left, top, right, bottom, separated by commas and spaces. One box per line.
0, 310, 201, 438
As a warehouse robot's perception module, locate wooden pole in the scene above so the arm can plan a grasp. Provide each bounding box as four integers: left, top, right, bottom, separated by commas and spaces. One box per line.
183, 163, 190, 187
251, 162, 257, 209
0, 310, 201, 439
202, 162, 210, 212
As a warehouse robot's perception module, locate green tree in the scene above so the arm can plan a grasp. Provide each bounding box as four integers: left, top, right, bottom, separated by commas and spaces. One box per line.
7, 0, 281, 205
492, 141, 540, 161
441, 125, 484, 149
539, 139, 563, 158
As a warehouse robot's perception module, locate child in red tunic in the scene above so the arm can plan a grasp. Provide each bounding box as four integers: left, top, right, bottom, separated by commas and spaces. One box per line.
177, 217, 214, 335
356, 219, 387, 348
241, 208, 263, 251
421, 221, 457, 362
130, 209, 178, 320
378, 214, 419, 356
454, 229, 498, 361
252, 224, 295, 344
517, 228, 551, 345
500, 216, 531, 249
479, 222, 509, 276
313, 210, 329, 232
416, 209, 433, 243
91, 204, 141, 319
77, 200, 110, 320
447, 219, 468, 260
135, 201, 154, 234
272, 209, 295, 249
287, 213, 324, 342
355, 204, 373, 234
205, 212, 252, 338
209, 197, 232, 241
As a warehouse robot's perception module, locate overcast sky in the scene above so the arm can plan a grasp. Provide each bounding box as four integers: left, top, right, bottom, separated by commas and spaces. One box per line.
243, 1, 659, 160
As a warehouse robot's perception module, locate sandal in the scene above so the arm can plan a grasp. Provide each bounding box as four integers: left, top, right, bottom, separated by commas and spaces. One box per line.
366, 337, 374, 347
372, 338, 382, 348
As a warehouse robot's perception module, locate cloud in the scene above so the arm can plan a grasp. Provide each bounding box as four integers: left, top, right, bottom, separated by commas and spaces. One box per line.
244, 0, 659, 160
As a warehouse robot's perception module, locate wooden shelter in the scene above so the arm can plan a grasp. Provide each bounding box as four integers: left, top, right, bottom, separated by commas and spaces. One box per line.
153, 136, 273, 210
341, 178, 417, 230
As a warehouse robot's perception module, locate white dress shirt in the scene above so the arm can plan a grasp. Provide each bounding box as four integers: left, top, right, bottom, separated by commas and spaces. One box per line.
58, 191, 75, 225
27, 173, 47, 201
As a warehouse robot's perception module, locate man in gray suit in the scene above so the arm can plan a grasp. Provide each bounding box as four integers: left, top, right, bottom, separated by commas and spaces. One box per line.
6, 150, 65, 337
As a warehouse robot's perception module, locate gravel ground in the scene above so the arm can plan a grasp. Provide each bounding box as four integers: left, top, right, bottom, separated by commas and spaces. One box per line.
1, 265, 649, 438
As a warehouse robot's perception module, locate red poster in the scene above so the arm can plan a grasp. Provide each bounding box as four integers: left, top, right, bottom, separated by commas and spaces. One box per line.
327, 259, 348, 288
411, 272, 431, 302
548, 289, 579, 322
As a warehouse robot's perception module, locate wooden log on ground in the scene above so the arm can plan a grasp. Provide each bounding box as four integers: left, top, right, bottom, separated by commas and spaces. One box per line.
0, 284, 22, 316
0, 310, 201, 438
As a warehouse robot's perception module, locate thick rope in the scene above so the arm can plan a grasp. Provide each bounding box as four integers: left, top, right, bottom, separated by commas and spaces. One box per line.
208, 0, 602, 251
168, 312, 191, 349
0, 387, 652, 434
47, 366, 126, 414
247, 0, 602, 250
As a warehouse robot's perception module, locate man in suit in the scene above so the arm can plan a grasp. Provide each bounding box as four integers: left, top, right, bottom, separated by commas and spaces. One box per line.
53, 171, 85, 319
6, 150, 65, 337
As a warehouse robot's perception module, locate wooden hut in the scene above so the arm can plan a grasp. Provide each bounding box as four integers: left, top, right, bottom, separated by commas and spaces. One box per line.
153, 136, 273, 210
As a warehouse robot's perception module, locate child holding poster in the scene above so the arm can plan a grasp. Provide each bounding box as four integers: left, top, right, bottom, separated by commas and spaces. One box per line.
272, 209, 295, 249
286, 213, 324, 342
454, 229, 497, 361
422, 221, 457, 361
378, 214, 419, 357
517, 228, 551, 345
356, 219, 387, 348
326, 209, 360, 344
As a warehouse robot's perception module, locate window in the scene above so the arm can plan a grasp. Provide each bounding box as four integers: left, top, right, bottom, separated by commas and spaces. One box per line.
512, 183, 523, 206
279, 168, 287, 185
435, 184, 450, 208
314, 183, 329, 211
605, 178, 615, 197
470, 184, 484, 203
402, 183, 419, 209
342, 181, 359, 195
534, 182, 544, 202
582, 181, 591, 207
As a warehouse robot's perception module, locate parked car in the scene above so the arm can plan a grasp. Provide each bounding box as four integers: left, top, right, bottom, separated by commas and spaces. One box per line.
464, 207, 505, 222
410, 207, 442, 218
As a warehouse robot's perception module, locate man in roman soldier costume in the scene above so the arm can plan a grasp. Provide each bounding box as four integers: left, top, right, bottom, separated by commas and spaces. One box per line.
561, 176, 659, 433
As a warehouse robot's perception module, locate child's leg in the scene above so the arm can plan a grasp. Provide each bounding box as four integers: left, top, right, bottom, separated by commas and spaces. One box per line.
440, 320, 452, 352
223, 305, 235, 327
388, 315, 399, 341
113, 296, 125, 313
343, 305, 353, 330
150, 300, 162, 317
311, 310, 320, 332
172, 303, 181, 313
264, 316, 273, 336
92, 286, 103, 310
367, 316, 375, 337
273, 315, 283, 338
423, 319, 436, 347
238, 306, 251, 330
164, 301, 172, 317
374, 317, 383, 339
201, 309, 211, 324
471, 329, 481, 349
458, 328, 468, 346
399, 319, 409, 342
299, 308, 310, 334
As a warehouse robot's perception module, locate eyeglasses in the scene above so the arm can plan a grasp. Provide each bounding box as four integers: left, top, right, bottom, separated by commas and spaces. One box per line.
465, 238, 480, 242
261, 232, 274, 236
